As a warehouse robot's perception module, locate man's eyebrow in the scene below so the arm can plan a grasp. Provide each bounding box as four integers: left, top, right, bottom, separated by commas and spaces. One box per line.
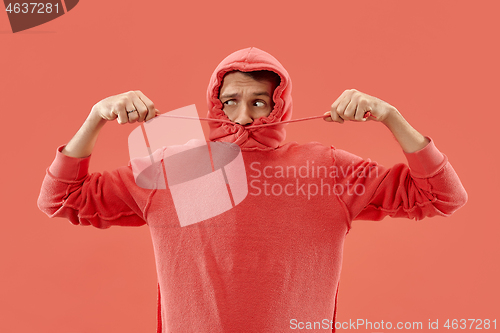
220, 92, 271, 99
253, 91, 271, 97
220, 93, 239, 99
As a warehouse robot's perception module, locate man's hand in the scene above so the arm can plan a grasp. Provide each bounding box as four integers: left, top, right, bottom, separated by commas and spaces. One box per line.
62, 90, 159, 158
323, 89, 396, 124
324, 89, 429, 153
92, 90, 159, 124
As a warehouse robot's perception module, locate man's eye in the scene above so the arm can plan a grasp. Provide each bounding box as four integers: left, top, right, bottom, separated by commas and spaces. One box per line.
224, 100, 236, 106
254, 101, 265, 107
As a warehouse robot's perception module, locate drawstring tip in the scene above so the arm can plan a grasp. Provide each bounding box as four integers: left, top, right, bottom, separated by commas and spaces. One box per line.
364, 111, 377, 119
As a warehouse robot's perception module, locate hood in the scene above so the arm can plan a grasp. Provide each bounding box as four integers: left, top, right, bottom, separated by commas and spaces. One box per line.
206, 47, 293, 151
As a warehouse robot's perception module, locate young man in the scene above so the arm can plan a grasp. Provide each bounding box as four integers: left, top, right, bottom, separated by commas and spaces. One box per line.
38, 47, 467, 332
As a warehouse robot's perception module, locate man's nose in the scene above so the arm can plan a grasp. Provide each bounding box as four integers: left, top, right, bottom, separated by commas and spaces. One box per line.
234, 104, 253, 126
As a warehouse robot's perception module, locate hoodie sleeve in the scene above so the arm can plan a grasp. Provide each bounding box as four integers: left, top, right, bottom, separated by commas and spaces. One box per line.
37, 145, 150, 229
331, 137, 467, 224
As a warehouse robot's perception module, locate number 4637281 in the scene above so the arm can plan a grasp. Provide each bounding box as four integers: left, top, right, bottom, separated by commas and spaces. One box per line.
443, 319, 496, 330
5, 3, 60, 14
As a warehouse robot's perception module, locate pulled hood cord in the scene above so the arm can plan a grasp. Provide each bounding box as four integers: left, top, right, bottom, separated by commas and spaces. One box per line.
157, 112, 375, 129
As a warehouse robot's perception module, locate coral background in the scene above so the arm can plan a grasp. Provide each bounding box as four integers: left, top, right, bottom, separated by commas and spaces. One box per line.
1, 0, 498, 332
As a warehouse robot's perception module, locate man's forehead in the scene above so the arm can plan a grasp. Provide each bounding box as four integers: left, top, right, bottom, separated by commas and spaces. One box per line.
222, 71, 258, 82
222, 71, 274, 86
220, 91, 271, 98
221, 72, 271, 88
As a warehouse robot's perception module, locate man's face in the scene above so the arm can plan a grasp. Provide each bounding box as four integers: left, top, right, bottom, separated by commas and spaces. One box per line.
219, 71, 276, 126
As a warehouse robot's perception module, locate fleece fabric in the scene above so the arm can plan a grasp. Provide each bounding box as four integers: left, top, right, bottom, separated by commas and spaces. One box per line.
38, 47, 468, 333
206, 47, 293, 151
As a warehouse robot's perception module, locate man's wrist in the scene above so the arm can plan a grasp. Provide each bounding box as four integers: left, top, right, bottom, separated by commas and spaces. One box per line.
381, 107, 429, 153
61, 109, 107, 158
381, 106, 402, 128
87, 107, 107, 128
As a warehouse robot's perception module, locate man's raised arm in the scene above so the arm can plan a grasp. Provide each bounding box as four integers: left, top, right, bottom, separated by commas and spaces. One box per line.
323, 89, 467, 222
37, 90, 159, 228
324, 88, 428, 153
62, 90, 159, 158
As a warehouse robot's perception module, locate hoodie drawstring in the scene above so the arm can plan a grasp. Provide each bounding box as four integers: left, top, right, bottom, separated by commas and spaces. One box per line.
157, 112, 376, 129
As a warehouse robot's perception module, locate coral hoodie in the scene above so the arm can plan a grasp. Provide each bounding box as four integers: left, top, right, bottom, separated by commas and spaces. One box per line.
38, 47, 467, 332
206, 47, 292, 150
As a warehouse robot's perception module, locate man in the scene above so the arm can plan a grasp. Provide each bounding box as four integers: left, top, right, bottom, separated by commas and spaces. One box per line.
38, 47, 467, 332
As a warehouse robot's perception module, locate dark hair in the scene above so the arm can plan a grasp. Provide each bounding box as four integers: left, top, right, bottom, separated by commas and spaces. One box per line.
218, 70, 281, 106
239, 70, 281, 88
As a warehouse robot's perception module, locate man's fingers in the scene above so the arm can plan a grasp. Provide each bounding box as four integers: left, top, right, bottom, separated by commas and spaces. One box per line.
95, 90, 159, 125
328, 89, 385, 123
325, 110, 344, 123
331, 90, 354, 123
114, 108, 129, 124
335, 90, 353, 116
355, 105, 369, 122
354, 97, 370, 121
134, 90, 157, 122
323, 111, 333, 122
330, 90, 348, 115
125, 101, 139, 123
343, 99, 357, 120
123, 91, 146, 122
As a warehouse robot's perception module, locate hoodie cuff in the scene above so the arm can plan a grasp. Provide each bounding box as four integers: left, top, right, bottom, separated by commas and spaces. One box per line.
403, 137, 447, 178
48, 145, 91, 181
